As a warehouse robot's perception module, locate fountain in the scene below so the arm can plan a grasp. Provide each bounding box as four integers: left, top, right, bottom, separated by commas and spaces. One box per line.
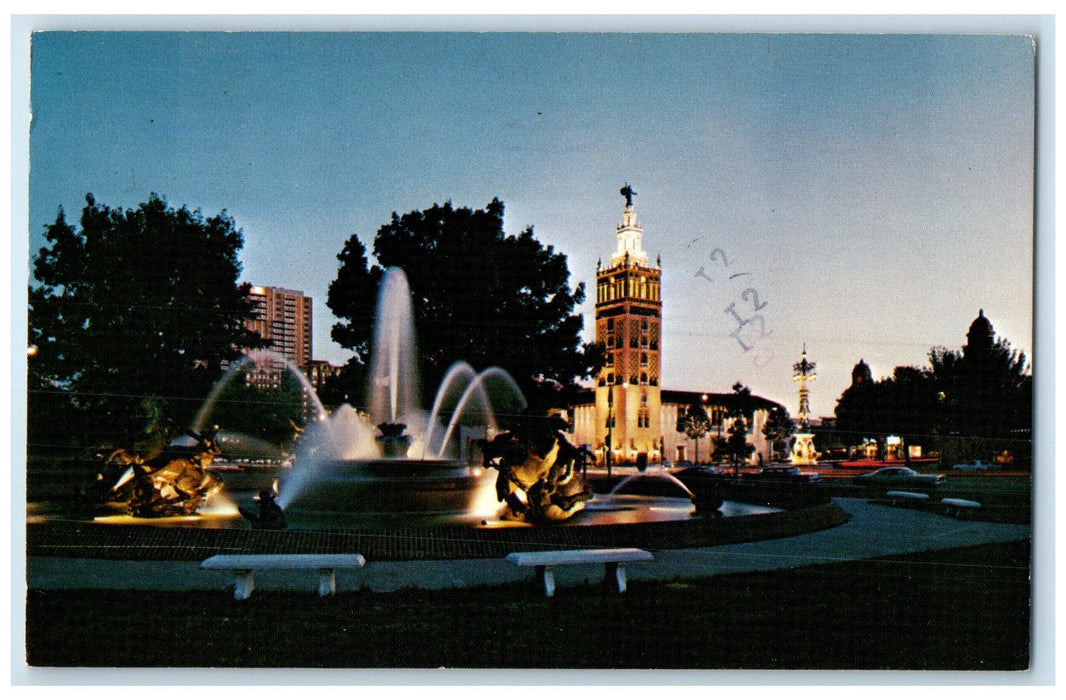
217, 266, 585, 525
607, 468, 697, 501
84, 266, 785, 527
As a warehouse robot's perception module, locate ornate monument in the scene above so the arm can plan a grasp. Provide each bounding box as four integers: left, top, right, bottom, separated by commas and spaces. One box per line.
790, 344, 820, 465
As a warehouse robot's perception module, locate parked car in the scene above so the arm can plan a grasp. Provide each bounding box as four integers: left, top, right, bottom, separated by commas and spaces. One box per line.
951, 460, 993, 472
854, 466, 945, 489
673, 465, 725, 480
742, 465, 821, 484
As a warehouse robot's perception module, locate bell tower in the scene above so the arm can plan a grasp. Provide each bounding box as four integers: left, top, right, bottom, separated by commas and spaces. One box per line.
593, 185, 663, 467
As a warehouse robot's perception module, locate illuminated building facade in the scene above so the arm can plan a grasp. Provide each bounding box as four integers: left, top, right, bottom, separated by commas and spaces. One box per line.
590, 186, 663, 464
304, 358, 343, 393
569, 186, 781, 466
244, 285, 313, 389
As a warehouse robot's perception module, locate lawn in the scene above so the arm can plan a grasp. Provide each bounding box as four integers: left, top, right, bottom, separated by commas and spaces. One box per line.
24, 539, 1030, 670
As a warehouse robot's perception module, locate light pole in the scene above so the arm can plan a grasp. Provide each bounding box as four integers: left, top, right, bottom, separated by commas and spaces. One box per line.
606, 386, 614, 479
701, 393, 709, 466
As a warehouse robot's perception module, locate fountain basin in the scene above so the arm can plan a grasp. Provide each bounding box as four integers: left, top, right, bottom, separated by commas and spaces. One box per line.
281, 458, 494, 515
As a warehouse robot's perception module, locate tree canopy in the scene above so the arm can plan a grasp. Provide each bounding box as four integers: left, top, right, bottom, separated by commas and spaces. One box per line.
833, 315, 1032, 464
835, 365, 939, 463
718, 414, 756, 473
761, 405, 796, 461
327, 199, 603, 414
676, 402, 712, 464
28, 193, 263, 446
717, 383, 758, 470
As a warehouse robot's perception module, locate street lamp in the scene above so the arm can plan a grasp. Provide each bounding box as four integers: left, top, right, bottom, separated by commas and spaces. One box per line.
606, 386, 614, 479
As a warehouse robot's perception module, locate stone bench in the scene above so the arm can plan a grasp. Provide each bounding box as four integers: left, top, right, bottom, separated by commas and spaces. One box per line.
506, 548, 654, 597
941, 497, 982, 518
885, 490, 930, 506
201, 553, 366, 600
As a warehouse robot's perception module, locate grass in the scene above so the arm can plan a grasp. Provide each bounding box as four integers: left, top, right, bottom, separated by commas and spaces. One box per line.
25, 539, 1031, 670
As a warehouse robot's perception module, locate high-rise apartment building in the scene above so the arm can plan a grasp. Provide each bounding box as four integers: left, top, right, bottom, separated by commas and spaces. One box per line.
244, 285, 313, 388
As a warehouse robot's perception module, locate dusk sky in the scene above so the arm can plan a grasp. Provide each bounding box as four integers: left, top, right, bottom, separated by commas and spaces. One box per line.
25, 29, 1036, 419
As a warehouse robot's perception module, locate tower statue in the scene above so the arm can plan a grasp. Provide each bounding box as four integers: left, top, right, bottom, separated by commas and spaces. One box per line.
790, 344, 819, 465
592, 185, 661, 468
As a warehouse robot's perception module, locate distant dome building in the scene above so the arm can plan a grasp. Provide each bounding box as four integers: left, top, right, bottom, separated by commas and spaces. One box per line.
964, 308, 995, 358
851, 359, 872, 386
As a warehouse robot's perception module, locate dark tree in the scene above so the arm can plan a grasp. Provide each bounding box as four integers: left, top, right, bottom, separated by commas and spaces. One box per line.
326, 235, 381, 363
929, 334, 1032, 463
314, 357, 368, 411
327, 199, 603, 414
719, 383, 757, 473
761, 405, 796, 462
28, 193, 263, 447
676, 402, 712, 464
880, 366, 939, 465
719, 414, 756, 476
206, 373, 305, 451
835, 311, 1032, 466
834, 375, 884, 458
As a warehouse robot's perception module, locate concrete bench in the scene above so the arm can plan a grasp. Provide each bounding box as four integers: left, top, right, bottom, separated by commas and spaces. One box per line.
506, 548, 653, 597
941, 497, 982, 518
201, 553, 366, 600
885, 490, 930, 506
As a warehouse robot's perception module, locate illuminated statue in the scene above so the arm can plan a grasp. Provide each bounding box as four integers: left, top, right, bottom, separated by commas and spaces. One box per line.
480, 415, 592, 522
91, 425, 224, 517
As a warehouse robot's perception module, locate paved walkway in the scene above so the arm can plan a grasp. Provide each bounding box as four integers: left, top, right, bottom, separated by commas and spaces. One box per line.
25, 498, 1031, 594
